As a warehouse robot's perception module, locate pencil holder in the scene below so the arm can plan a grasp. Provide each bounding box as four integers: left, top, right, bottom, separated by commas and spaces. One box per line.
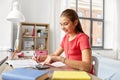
35, 50, 48, 56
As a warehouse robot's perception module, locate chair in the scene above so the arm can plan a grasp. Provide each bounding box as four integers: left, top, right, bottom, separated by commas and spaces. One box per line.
92, 56, 99, 76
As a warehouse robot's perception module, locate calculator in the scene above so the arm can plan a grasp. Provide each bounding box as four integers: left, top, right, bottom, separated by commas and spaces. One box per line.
36, 64, 50, 70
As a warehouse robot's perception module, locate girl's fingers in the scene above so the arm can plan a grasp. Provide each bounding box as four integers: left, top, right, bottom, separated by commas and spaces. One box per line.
32, 53, 37, 60
43, 55, 51, 64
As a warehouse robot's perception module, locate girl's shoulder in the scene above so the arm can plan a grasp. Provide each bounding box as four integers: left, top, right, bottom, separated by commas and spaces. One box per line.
62, 33, 69, 40
63, 33, 69, 38
77, 33, 89, 38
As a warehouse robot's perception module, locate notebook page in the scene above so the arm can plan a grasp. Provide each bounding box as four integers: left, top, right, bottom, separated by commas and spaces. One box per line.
6, 59, 38, 68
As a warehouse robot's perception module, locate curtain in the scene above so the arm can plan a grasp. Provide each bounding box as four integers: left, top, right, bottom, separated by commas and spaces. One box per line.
106, 0, 119, 59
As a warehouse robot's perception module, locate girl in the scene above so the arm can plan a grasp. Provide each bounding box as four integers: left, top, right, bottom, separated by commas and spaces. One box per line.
33, 9, 93, 74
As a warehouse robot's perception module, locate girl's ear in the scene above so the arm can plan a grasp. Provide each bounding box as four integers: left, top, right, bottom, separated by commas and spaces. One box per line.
74, 19, 78, 26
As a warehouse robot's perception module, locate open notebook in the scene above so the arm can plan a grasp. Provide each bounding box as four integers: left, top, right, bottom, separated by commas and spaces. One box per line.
6, 59, 65, 68
6, 59, 38, 68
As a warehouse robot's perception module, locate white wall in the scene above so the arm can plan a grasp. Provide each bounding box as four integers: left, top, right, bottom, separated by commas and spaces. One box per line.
0, 0, 120, 57
0, 0, 13, 50
19, 0, 50, 23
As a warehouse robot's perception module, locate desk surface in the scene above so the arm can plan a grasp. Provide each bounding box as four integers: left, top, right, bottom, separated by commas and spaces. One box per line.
0, 62, 102, 80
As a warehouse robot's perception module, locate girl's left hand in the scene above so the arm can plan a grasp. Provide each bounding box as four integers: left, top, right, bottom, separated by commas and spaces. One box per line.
42, 55, 62, 65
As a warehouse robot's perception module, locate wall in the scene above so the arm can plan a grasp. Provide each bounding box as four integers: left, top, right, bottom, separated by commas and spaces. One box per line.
0, 0, 120, 58
0, 0, 13, 50
16, 0, 62, 53
19, 0, 50, 23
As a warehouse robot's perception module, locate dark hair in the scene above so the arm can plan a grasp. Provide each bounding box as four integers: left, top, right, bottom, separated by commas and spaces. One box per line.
60, 9, 84, 33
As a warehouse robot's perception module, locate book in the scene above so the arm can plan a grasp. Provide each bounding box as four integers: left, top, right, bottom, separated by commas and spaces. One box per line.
2, 68, 49, 80
52, 71, 91, 80
6, 59, 38, 68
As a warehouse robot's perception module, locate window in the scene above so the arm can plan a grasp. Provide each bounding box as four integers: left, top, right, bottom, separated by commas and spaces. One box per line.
67, 0, 104, 49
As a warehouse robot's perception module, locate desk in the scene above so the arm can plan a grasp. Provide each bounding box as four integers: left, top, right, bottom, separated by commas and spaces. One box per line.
0, 62, 102, 80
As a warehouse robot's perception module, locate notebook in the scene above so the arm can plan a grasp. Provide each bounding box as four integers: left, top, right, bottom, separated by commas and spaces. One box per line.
52, 71, 91, 80
6, 59, 38, 68
2, 68, 49, 80
6, 59, 66, 68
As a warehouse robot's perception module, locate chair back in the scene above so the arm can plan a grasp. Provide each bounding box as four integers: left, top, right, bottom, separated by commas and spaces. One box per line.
92, 56, 99, 76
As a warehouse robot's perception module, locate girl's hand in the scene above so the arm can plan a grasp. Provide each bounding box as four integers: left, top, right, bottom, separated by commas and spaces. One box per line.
42, 55, 65, 65
42, 55, 54, 65
32, 54, 47, 63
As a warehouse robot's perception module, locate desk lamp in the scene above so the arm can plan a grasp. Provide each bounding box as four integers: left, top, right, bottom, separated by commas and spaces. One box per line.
6, 1, 25, 59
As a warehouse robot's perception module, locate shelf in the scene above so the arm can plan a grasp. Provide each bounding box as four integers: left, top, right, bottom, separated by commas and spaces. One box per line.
19, 22, 50, 53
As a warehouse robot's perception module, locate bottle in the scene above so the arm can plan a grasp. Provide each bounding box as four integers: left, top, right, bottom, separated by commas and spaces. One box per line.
32, 27, 35, 36
37, 29, 41, 37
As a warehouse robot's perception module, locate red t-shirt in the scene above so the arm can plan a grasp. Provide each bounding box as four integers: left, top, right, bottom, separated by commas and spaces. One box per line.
60, 33, 93, 74
60, 33, 90, 60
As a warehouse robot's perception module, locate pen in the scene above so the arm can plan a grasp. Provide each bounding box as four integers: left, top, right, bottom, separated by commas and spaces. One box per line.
11, 48, 18, 60
34, 53, 37, 58
34, 53, 40, 63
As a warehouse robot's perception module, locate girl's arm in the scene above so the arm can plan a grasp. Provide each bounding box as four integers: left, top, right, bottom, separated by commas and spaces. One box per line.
63, 49, 92, 72
32, 46, 64, 63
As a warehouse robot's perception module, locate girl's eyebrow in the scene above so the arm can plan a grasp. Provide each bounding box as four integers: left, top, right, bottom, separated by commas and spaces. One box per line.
59, 23, 62, 25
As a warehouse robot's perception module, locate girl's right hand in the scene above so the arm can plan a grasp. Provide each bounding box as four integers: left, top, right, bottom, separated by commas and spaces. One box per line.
32, 54, 47, 63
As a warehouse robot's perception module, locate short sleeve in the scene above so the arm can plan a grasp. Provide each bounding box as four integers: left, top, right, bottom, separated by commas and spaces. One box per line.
79, 34, 91, 50
60, 38, 64, 48
60, 34, 67, 49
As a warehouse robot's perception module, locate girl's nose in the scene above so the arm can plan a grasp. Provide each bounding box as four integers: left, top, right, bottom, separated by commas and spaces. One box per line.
61, 25, 65, 30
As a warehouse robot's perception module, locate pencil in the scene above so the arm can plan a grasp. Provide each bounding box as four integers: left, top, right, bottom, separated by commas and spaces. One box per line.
11, 49, 18, 60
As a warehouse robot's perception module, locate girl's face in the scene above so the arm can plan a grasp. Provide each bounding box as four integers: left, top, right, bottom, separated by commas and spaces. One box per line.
60, 16, 76, 33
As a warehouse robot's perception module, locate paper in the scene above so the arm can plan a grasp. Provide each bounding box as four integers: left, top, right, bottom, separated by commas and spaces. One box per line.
39, 62, 65, 67
6, 59, 38, 68
51, 62, 65, 67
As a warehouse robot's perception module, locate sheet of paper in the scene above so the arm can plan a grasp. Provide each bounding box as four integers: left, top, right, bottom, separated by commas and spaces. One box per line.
39, 62, 65, 67
51, 62, 65, 67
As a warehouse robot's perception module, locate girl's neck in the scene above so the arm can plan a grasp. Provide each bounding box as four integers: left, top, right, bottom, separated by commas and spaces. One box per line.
68, 32, 77, 37
68, 33, 77, 41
